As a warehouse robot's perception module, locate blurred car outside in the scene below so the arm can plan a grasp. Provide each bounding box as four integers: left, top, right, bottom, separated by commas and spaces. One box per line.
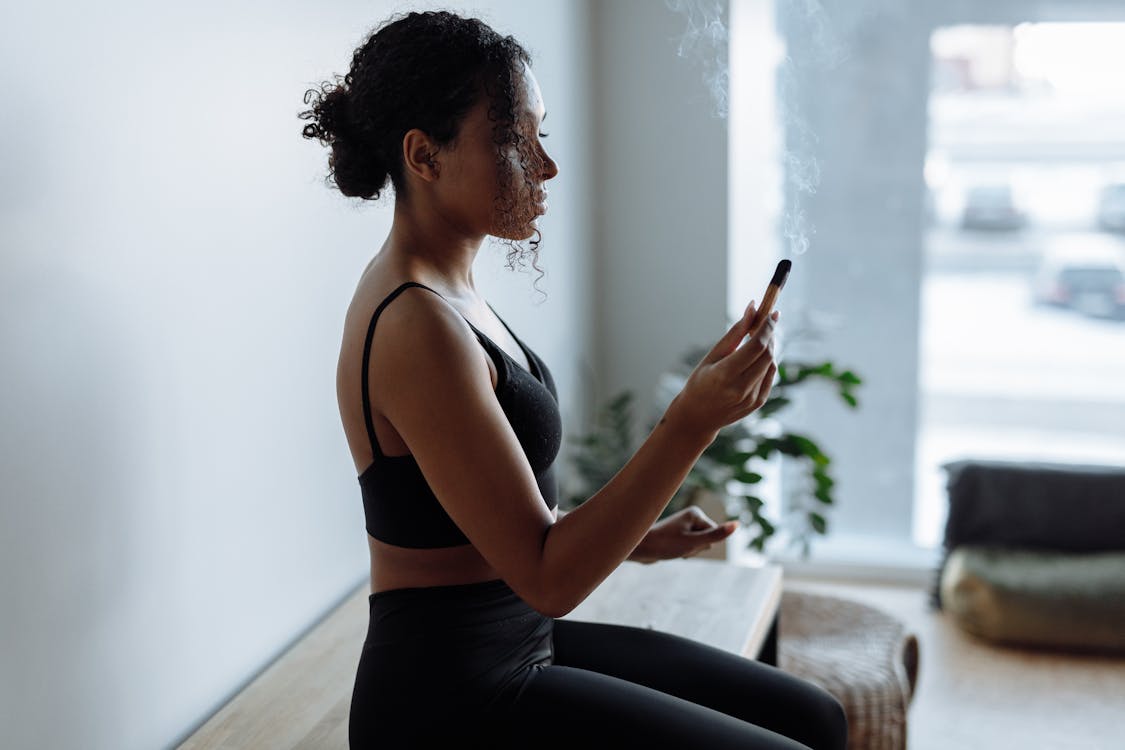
1032, 233, 1125, 320
1096, 182, 1125, 233
960, 184, 1028, 231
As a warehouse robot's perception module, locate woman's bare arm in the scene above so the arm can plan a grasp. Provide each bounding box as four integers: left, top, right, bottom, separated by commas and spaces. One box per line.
374, 289, 776, 617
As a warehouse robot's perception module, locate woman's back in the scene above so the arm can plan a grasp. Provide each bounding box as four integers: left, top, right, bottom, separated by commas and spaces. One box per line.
336, 258, 561, 595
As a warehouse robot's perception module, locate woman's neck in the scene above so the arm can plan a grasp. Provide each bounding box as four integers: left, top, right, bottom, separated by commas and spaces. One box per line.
382, 202, 484, 299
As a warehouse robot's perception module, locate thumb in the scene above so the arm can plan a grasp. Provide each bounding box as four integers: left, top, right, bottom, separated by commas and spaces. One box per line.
703, 301, 756, 365
698, 520, 738, 541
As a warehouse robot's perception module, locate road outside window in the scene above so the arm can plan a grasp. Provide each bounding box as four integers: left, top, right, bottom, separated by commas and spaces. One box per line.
917, 23, 1125, 547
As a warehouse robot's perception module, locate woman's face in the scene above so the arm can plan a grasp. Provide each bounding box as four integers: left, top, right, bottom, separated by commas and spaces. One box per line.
435, 64, 558, 241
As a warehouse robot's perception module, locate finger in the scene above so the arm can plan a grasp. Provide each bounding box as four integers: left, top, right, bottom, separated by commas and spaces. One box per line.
687, 519, 737, 539
753, 362, 779, 408
726, 320, 775, 375
704, 301, 757, 364
685, 505, 716, 526
732, 358, 777, 417
734, 361, 778, 419
749, 308, 778, 339
700, 521, 738, 541
745, 307, 780, 342
749, 356, 777, 398
685, 513, 716, 532
702, 301, 757, 365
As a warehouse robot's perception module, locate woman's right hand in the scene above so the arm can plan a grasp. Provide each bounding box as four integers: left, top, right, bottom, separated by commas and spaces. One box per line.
663, 301, 779, 442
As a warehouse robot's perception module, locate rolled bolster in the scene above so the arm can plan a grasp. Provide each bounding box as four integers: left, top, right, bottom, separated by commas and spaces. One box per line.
940, 545, 1125, 653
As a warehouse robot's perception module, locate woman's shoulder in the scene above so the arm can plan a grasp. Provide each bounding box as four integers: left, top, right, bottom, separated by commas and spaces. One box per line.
346, 274, 483, 371
345, 268, 440, 333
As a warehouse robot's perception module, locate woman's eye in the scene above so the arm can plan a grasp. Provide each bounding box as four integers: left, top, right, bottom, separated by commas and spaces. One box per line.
538, 131, 549, 139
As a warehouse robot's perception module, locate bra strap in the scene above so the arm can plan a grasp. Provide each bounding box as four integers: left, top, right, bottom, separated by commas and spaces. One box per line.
486, 301, 539, 381
361, 281, 442, 459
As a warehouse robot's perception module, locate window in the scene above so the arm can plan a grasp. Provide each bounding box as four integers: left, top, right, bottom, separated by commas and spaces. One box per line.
917, 23, 1125, 547
730, 6, 1125, 571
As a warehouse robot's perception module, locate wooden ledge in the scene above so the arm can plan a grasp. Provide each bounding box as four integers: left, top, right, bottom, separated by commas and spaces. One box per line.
179, 559, 782, 749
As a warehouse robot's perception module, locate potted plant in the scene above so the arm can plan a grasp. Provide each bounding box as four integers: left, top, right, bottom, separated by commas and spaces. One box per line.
565, 351, 861, 559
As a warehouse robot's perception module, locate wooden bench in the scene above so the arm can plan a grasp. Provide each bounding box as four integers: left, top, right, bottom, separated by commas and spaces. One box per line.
178, 558, 782, 749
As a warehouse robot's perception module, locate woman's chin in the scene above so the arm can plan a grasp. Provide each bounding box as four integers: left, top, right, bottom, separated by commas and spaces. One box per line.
492, 218, 540, 241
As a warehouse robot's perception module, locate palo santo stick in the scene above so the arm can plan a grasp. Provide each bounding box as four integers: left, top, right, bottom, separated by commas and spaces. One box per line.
748, 259, 792, 337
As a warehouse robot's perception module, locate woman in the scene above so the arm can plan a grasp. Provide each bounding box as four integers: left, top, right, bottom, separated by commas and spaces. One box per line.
301, 11, 846, 749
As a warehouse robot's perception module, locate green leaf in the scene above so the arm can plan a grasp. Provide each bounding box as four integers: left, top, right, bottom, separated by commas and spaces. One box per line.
814, 487, 834, 505
809, 512, 827, 534
841, 392, 858, 408
750, 439, 779, 460
733, 470, 763, 485
707, 446, 746, 467
755, 397, 791, 418
839, 370, 862, 385
788, 435, 829, 464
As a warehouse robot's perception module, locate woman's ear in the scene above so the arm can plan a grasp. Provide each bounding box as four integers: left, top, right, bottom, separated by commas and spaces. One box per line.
402, 129, 440, 181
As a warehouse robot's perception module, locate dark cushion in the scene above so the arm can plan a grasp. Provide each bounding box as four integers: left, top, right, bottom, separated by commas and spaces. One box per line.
931, 459, 1125, 609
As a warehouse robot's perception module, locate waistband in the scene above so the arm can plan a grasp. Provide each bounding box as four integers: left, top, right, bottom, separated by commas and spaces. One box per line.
366, 578, 544, 642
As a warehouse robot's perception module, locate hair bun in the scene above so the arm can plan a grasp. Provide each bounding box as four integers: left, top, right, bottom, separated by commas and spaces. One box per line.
300, 83, 390, 200
302, 84, 350, 141
300, 11, 532, 204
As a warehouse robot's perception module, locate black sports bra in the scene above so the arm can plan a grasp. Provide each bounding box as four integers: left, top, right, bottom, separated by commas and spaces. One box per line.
358, 281, 562, 548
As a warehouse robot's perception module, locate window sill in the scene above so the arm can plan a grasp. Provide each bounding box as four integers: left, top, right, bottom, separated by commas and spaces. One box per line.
730, 532, 941, 587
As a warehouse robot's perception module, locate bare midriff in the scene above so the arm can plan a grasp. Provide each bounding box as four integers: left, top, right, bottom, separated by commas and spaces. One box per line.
367, 534, 501, 595
366, 502, 557, 594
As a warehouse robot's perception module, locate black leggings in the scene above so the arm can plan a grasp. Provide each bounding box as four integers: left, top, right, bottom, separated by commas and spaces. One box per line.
349, 579, 846, 749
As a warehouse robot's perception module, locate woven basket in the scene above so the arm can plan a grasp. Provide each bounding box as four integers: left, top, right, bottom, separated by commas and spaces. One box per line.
779, 591, 920, 750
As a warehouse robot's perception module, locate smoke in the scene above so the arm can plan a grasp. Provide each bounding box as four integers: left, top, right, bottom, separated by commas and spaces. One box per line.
666, 0, 853, 256
666, 0, 730, 118
783, 0, 850, 70
776, 0, 849, 256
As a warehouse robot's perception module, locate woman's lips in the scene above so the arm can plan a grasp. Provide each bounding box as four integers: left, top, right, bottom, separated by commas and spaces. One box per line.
532, 188, 548, 217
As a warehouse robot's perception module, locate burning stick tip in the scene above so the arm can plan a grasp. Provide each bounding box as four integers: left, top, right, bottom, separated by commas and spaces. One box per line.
771, 259, 792, 288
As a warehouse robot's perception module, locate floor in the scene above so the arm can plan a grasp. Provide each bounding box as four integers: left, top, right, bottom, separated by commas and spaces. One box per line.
785, 578, 1125, 750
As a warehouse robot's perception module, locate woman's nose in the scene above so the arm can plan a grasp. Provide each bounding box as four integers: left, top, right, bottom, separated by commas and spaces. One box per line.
542, 151, 559, 180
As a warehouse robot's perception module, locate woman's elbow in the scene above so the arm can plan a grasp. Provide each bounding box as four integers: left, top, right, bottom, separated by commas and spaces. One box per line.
520, 569, 579, 619
532, 594, 576, 620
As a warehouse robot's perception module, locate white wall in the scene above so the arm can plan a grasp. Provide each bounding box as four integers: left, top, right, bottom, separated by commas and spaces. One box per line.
0, 2, 592, 748
589, 0, 731, 419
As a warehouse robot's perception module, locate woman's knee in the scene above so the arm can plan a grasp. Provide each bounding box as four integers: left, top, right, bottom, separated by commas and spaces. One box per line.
806, 687, 848, 750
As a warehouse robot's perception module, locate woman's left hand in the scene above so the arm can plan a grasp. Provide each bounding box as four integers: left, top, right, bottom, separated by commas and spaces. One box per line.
628, 506, 738, 564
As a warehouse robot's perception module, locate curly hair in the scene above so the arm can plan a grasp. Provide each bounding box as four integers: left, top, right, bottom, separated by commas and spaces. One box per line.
300, 11, 545, 278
